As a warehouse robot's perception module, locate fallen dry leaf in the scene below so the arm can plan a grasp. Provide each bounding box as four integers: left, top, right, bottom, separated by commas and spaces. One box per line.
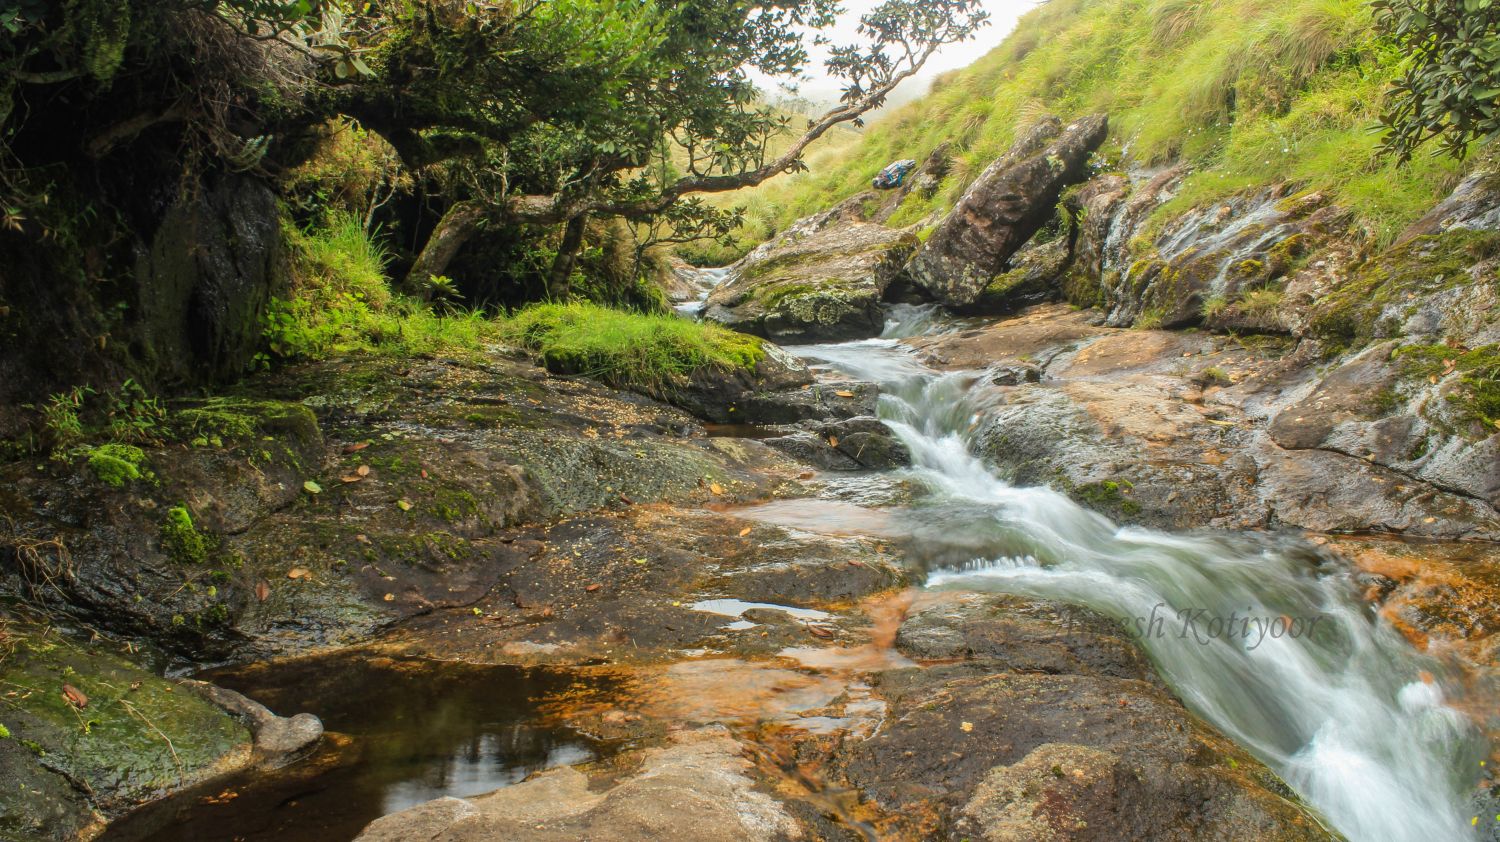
255, 580, 270, 602
357, 464, 370, 477
341, 442, 369, 454
709, 482, 724, 495
340, 474, 363, 483
62, 684, 88, 709
806, 624, 834, 639
834, 389, 856, 398
396, 499, 413, 511
797, 471, 814, 480
828, 435, 839, 447
383, 593, 395, 602
421, 469, 429, 479
959, 720, 973, 733
585, 583, 602, 593
738, 527, 752, 537
287, 567, 311, 580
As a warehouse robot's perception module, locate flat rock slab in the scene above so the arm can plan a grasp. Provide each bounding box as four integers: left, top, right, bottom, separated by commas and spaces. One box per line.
355, 727, 799, 842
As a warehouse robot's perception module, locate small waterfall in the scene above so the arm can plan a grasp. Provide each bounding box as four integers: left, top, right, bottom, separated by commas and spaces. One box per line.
789, 308, 1489, 842
673, 266, 732, 318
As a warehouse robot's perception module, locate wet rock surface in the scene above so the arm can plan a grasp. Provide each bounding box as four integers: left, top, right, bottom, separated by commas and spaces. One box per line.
704, 209, 918, 343
907, 303, 1500, 539
0, 354, 810, 665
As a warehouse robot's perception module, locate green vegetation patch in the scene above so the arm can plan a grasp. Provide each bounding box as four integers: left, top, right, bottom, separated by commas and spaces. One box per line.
501, 302, 765, 392
1392, 343, 1500, 436
160, 506, 213, 565
78, 443, 152, 488
710, 0, 1462, 257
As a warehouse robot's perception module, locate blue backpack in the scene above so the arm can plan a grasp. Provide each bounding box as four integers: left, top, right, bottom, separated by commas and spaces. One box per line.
872, 159, 917, 190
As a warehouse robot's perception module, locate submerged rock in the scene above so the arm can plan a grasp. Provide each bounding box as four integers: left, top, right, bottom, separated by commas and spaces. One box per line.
703, 209, 917, 343
906, 114, 1108, 307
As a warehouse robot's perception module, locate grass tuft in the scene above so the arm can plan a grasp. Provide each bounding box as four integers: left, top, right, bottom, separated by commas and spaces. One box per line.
500, 302, 764, 392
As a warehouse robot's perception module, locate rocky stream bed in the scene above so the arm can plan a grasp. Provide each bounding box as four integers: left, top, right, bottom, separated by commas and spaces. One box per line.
3, 115, 1500, 842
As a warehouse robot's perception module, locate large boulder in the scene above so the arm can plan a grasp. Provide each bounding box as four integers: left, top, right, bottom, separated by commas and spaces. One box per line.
703, 210, 917, 343
906, 114, 1108, 307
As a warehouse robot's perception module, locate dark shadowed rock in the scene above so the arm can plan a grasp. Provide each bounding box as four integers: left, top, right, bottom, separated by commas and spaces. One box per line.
703, 210, 917, 343
764, 415, 911, 471
906, 115, 1108, 307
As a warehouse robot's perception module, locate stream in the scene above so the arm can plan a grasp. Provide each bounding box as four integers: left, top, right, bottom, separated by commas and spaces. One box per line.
785, 304, 1488, 842
108, 290, 1489, 841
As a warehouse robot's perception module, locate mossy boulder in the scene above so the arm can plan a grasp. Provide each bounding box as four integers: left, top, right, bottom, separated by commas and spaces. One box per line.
1308, 229, 1500, 348
1103, 187, 1347, 330
704, 210, 917, 343
0, 623, 252, 840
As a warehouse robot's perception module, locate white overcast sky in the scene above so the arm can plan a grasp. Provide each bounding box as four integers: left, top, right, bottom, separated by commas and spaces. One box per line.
764, 0, 1040, 109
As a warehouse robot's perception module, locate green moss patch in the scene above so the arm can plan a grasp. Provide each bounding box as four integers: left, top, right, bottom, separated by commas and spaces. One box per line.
78, 443, 152, 488
0, 626, 248, 813
1311, 231, 1500, 344
502, 302, 765, 392
160, 506, 213, 565
1392, 343, 1500, 436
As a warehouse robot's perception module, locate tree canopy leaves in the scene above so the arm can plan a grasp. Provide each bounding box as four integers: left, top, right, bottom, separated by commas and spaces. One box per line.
1374, 0, 1500, 162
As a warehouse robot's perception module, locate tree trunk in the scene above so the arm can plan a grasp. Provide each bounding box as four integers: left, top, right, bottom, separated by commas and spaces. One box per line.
546, 214, 588, 300
405, 199, 486, 299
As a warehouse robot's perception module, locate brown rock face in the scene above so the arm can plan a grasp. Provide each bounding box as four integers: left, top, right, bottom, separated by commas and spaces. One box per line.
907, 114, 1109, 306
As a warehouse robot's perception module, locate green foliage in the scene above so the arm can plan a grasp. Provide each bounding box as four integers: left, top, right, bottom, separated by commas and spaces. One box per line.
78, 443, 151, 487
38, 386, 89, 449
723, 0, 1463, 250
1372, 0, 1500, 162
160, 505, 211, 565
264, 212, 502, 361
501, 302, 765, 392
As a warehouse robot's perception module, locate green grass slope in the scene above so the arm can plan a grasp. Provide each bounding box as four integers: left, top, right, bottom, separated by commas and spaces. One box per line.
705, 0, 1473, 263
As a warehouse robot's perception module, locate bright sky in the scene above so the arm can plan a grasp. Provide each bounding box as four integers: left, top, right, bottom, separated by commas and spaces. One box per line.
768, 0, 1040, 110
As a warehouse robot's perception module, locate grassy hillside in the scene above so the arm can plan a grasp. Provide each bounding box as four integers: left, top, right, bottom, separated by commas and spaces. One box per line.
694, 0, 1472, 264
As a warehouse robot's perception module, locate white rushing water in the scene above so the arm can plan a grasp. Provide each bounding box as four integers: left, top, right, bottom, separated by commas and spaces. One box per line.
673, 266, 732, 318
790, 308, 1488, 842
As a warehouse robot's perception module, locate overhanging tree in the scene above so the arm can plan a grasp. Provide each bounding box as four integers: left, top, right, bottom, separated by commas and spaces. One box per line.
316, 0, 988, 298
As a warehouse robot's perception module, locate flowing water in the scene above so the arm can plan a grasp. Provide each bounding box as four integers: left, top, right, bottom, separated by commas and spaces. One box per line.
784, 306, 1490, 842
111, 278, 1489, 840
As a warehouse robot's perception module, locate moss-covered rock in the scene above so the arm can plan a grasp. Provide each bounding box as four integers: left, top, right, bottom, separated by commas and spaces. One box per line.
703, 209, 917, 343
0, 353, 810, 664
0, 623, 251, 839
1309, 230, 1500, 346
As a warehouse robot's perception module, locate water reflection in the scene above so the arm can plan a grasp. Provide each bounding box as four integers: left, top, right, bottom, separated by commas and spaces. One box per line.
102, 654, 617, 842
